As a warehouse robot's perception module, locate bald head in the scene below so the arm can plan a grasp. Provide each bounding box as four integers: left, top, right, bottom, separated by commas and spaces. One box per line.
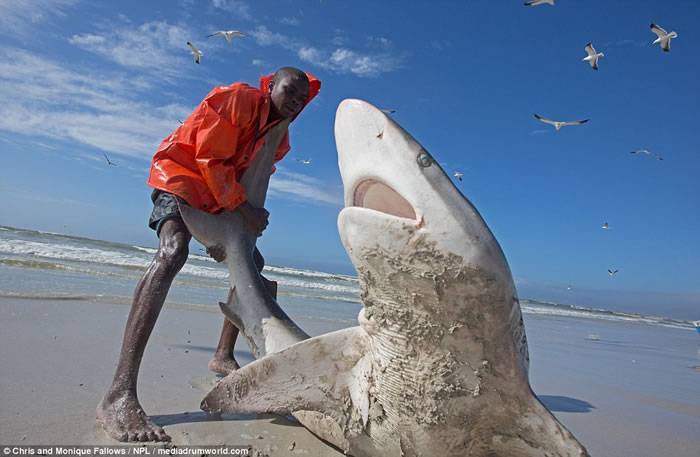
272, 67, 309, 86
269, 67, 310, 120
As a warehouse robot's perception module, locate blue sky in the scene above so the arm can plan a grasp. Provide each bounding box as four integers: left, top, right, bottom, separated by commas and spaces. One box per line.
0, 0, 698, 317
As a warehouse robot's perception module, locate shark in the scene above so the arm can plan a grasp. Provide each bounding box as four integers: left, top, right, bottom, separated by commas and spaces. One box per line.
179, 100, 590, 456
178, 118, 310, 358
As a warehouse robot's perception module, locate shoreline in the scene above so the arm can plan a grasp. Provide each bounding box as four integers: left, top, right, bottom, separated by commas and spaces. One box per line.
1, 296, 699, 456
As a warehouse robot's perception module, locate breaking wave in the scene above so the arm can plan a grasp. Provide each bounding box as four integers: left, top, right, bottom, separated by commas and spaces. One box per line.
0, 225, 695, 331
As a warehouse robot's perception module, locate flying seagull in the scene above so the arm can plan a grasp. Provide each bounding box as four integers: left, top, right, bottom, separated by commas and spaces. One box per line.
453, 171, 464, 181
524, 0, 555, 6
650, 23, 678, 52
607, 269, 619, 276
208, 30, 245, 44
186, 41, 202, 64
534, 114, 589, 131
583, 42, 604, 70
295, 158, 312, 165
631, 149, 663, 160
102, 152, 117, 167
601, 222, 609, 230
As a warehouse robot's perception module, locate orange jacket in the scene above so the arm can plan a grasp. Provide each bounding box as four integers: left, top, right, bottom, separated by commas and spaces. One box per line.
147, 73, 321, 213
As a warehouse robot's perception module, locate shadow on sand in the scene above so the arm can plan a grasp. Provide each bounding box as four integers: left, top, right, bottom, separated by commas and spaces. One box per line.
538, 395, 595, 413
150, 411, 296, 427
169, 344, 255, 365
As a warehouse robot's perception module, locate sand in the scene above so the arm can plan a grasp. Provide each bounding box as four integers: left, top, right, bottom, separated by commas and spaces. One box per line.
0, 297, 344, 456
1, 296, 699, 456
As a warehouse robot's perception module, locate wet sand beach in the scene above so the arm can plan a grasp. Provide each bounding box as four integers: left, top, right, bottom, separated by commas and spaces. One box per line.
1, 294, 699, 456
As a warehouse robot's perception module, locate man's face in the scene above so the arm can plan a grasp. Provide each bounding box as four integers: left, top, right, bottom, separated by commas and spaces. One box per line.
270, 75, 310, 119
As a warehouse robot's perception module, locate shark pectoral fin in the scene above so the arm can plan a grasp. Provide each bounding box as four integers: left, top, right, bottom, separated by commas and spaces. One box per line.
201, 326, 372, 422
525, 396, 591, 456
489, 392, 590, 457
218, 288, 244, 330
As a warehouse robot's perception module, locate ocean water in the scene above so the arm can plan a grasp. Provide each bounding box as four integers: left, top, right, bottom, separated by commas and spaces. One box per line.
0, 224, 697, 333
2, 224, 698, 457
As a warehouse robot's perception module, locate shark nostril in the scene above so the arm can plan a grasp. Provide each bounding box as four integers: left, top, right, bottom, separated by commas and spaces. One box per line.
352, 179, 416, 220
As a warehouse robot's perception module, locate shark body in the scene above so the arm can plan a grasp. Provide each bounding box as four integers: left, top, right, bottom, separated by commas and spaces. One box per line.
182, 100, 589, 457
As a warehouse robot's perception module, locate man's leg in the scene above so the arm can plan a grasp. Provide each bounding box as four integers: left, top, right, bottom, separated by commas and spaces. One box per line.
208, 248, 277, 375
97, 219, 191, 442
208, 319, 240, 375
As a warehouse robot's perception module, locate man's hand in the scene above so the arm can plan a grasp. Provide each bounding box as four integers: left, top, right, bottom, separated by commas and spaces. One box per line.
206, 244, 226, 263
237, 201, 269, 237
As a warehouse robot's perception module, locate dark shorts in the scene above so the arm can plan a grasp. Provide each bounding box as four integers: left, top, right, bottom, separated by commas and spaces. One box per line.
149, 189, 265, 271
148, 190, 185, 237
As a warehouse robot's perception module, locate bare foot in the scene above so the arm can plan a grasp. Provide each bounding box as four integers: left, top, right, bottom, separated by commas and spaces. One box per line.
96, 392, 170, 442
208, 354, 240, 375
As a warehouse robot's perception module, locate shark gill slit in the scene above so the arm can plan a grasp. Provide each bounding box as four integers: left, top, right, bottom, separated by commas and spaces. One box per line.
352, 179, 416, 220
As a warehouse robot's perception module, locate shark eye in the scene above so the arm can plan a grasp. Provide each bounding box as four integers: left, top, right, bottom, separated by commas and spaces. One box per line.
353, 179, 416, 220
416, 151, 432, 168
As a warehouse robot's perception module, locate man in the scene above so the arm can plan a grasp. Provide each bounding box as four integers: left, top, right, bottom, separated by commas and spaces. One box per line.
96, 67, 321, 442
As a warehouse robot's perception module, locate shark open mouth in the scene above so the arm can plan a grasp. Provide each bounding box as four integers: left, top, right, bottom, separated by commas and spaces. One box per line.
352, 179, 416, 220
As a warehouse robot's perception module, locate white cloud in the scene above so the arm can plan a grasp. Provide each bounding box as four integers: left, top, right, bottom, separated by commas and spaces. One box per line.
0, 47, 192, 160
269, 169, 342, 206
211, 0, 251, 20
252, 58, 267, 67
298, 46, 323, 62
68, 33, 105, 46
367, 36, 391, 50
250, 26, 402, 77
332, 48, 384, 76
301, 47, 401, 77
68, 21, 198, 80
0, 46, 338, 207
249, 25, 295, 48
514, 277, 529, 286
0, 0, 79, 36
279, 16, 301, 26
